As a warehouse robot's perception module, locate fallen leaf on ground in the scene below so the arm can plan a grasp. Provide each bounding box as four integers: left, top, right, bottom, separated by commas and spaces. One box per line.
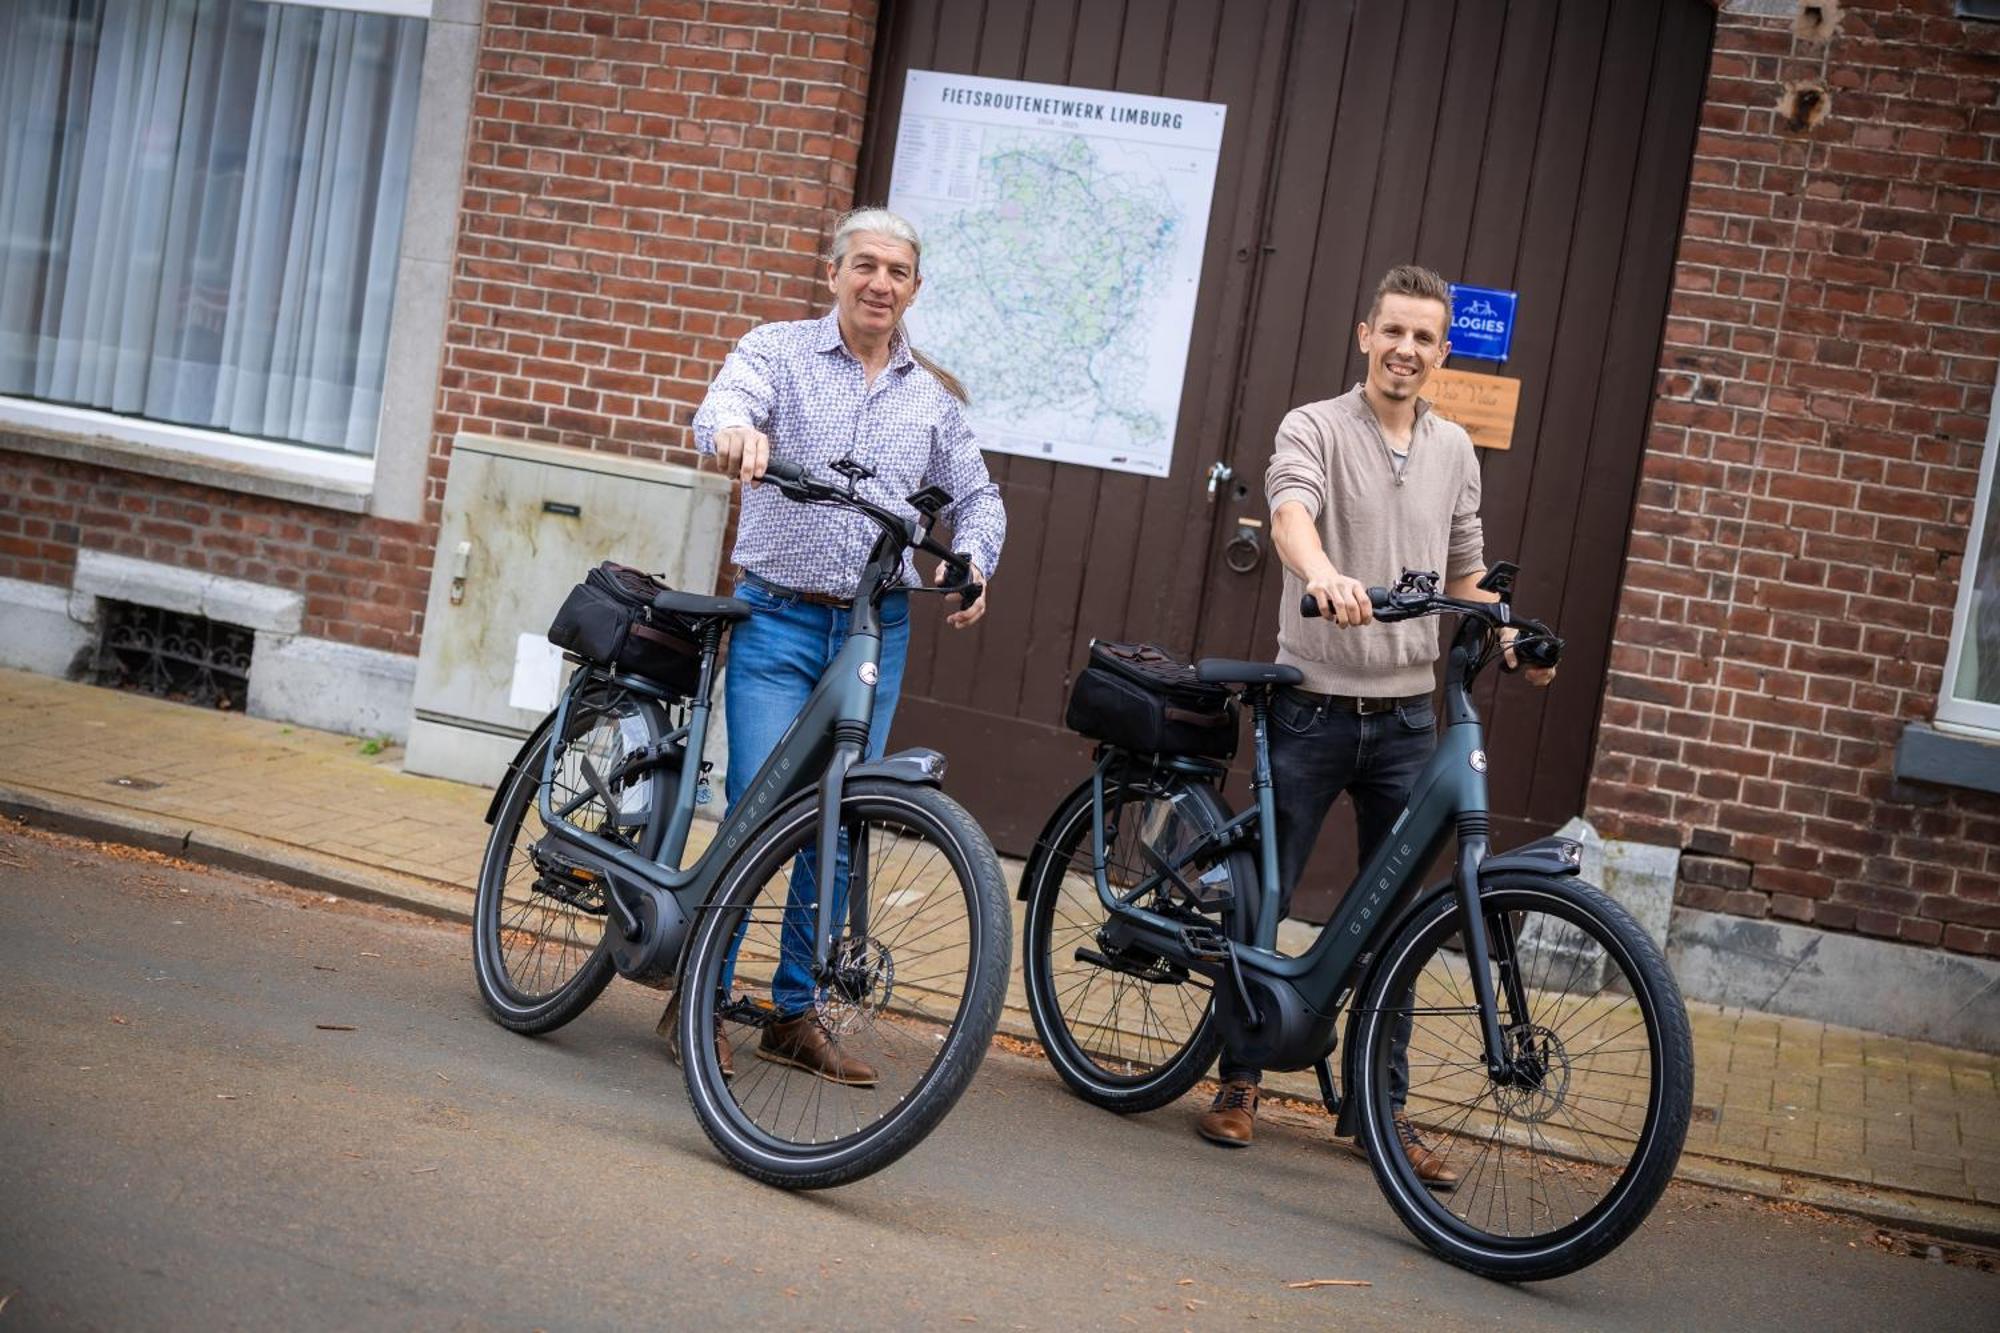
216, 1094, 238, 1101
359, 951, 382, 958
1285, 1279, 1371, 1289
111, 1015, 129, 1025
313, 964, 338, 972
315, 1023, 357, 1032
1176, 1278, 1194, 1286
434, 1071, 451, 1083
411, 1166, 438, 1174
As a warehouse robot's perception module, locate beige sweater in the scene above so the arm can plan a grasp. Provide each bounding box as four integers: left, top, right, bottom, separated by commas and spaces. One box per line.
1264, 386, 1486, 698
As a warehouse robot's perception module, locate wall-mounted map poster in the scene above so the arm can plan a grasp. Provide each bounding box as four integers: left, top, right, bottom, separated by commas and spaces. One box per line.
889, 70, 1226, 478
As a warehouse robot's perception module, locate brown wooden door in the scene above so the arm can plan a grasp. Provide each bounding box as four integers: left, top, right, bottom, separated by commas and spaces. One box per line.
858, 0, 1715, 917
855, 0, 1300, 852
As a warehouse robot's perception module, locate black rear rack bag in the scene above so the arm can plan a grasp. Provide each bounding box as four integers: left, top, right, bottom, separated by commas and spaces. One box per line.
547, 561, 704, 696
1063, 640, 1238, 760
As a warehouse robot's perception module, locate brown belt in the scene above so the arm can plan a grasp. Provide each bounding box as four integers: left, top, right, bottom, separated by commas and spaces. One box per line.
1282, 685, 1430, 716
743, 573, 848, 608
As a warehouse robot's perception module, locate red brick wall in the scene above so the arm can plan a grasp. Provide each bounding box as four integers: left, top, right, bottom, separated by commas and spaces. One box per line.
0, 0, 880, 656
1585, 0, 2000, 959
432, 0, 879, 479
0, 447, 432, 654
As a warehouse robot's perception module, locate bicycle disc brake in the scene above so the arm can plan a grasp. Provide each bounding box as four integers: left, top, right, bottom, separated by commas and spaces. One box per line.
813, 935, 895, 1036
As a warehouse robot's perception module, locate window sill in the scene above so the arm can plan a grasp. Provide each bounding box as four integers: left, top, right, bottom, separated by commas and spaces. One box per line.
1894, 721, 2000, 798
0, 397, 373, 514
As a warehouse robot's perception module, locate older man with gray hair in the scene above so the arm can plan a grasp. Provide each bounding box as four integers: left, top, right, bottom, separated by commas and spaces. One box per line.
660, 207, 1007, 1086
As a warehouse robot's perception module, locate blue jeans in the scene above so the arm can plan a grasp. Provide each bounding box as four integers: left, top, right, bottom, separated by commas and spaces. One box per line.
719, 576, 910, 1016
1220, 688, 1436, 1101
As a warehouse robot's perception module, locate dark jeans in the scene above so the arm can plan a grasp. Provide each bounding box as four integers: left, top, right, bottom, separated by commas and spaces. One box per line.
1219, 687, 1435, 1104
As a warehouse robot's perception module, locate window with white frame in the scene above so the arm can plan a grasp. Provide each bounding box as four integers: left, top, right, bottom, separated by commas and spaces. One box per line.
1940, 363, 2000, 738
0, 0, 427, 458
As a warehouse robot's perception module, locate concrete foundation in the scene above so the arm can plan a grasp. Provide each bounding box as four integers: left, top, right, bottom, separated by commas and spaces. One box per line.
11, 554, 416, 745
0, 576, 96, 676
247, 635, 417, 744
1668, 907, 2000, 1053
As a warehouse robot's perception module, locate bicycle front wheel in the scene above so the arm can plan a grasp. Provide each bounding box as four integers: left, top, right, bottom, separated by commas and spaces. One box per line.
1352, 874, 1693, 1281
1022, 770, 1247, 1113
472, 685, 672, 1034
679, 778, 1010, 1188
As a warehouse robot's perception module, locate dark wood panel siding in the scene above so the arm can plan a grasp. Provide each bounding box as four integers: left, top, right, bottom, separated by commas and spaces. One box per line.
856, 1, 1714, 900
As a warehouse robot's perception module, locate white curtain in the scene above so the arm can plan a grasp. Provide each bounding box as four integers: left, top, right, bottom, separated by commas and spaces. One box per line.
0, 0, 425, 455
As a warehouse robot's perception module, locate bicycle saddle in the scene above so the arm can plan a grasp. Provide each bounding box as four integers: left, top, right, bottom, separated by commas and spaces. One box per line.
651, 589, 753, 621
1195, 659, 1303, 687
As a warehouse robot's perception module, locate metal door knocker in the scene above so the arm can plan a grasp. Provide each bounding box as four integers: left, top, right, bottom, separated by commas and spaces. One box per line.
1224, 517, 1265, 574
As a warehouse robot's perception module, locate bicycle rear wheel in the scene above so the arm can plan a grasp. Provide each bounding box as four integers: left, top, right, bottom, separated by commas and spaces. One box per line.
472, 685, 672, 1034
1352, 874, 1693, 1281
1022, 769, 1248, 1113
679, 779, 1010, 1188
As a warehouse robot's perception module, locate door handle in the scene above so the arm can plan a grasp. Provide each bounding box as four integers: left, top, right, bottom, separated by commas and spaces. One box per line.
1205, 461, 1234, 503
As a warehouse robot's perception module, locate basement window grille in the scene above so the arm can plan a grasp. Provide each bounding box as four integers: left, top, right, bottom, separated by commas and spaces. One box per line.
92, 600, 253, 712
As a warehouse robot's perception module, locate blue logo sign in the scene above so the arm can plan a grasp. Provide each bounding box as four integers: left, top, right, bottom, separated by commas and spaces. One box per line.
1448, 284, 1517, 362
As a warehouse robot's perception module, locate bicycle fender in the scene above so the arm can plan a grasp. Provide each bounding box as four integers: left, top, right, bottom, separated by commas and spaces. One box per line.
849, 747, 948, 788
483, 712, 559, 826
1019, 777, 1092, 901
1479, 835, 1584, 879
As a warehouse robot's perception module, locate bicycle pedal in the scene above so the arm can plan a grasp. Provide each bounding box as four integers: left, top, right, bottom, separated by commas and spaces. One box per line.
1075, 946, 1190, 985
1178, 925, 1231, 962
717, 995, 777, 1028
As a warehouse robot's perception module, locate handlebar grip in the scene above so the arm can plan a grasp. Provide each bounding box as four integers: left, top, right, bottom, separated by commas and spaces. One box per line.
1300, 587, 1393, 619
761, 457, 804, 485
958, 581, 984, 611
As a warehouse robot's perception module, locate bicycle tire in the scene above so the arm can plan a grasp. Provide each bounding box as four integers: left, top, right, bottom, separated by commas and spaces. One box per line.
1351, 873, 1693, 1281
1021, 769, 1249, 1113
679, 778, 1010, 1188
472, 685, 673, 1034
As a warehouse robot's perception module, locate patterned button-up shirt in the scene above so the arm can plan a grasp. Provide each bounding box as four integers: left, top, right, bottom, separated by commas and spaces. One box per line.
692, 311, 1007, 598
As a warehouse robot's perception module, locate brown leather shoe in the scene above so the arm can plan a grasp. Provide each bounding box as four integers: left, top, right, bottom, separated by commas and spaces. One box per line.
757, 1014, 878, 1087
656, 994, 734, 1081
1195, 1079, 1260, 1147
1393, 1115, 1461, 1191
1337, 1116, 1461, 1191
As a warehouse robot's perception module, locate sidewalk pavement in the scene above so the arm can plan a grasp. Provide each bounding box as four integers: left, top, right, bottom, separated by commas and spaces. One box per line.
3, 666, 1997, 1242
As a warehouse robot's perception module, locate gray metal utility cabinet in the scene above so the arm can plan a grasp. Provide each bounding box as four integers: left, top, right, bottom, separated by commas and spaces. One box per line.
404, 434, 731, 786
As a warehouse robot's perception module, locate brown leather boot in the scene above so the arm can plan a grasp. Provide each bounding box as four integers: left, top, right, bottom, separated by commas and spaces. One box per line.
757, 1014, 878, 1087
1393, 1115, 1461, 1191
1195, 1079, 1260, 1147
656, 994, 734, 1080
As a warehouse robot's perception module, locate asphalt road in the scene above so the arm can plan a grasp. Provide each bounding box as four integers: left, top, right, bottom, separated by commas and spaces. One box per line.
1, 820, 1992, 1331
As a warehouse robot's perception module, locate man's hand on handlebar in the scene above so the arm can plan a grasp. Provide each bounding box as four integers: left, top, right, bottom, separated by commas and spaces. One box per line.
939, 558, 988, 629
1499, 625, 1558, 688
713, 425, 771, 487
1304, 568, 1373, 627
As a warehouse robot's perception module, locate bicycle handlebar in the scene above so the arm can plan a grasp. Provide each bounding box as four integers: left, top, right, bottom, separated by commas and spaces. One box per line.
758, 458, 983, 609
1297, 574, 1564, 670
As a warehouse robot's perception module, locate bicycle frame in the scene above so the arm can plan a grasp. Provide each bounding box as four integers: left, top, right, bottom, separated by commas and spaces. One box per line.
525, 517, 949, 988
1088, 616, 1579, 1081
